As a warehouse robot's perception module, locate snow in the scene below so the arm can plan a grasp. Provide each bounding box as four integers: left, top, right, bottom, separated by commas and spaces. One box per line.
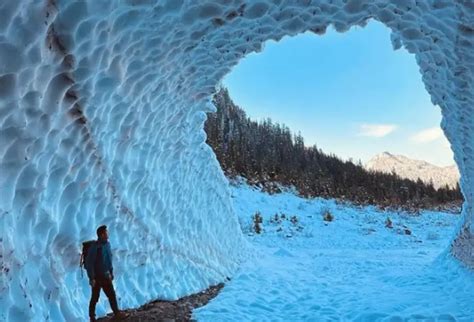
1, 1, 473, 321
194, 183, 474, 321
366, 152, 460, 190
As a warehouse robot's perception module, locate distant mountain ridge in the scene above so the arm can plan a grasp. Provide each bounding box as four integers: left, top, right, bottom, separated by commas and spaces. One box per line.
366, 152, 459, 189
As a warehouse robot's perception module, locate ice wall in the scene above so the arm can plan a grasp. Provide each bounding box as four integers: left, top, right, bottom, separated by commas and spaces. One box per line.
0, 1, 473, 321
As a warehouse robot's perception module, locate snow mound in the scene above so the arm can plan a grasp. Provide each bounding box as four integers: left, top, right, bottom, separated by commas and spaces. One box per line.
0, 1, 473, 321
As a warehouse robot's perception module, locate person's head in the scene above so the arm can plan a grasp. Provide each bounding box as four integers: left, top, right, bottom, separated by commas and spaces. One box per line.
96, 225, 108, 241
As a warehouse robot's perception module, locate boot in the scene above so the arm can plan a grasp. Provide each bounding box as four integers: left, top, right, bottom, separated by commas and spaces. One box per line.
113, 311, 129, 320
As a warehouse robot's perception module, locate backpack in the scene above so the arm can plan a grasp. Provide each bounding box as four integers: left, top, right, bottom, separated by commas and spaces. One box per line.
80, 240, 97, 277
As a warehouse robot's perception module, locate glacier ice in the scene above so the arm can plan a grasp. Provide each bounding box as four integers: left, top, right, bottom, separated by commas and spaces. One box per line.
0, 0, 473, 321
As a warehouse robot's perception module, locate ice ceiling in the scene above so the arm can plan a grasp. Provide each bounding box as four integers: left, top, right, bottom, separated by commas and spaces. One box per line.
0, 0, 473, 321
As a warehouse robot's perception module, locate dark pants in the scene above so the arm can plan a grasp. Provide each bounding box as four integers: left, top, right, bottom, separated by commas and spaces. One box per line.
89, 277, 119, 319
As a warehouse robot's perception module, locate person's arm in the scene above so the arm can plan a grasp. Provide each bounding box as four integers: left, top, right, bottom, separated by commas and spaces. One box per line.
107, 242, 114, 279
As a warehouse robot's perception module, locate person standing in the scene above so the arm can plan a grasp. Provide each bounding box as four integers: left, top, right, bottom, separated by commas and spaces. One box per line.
85, 225, 129, 321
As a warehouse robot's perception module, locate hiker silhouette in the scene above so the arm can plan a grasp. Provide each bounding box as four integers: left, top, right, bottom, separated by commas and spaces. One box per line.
84, 225, 129, 321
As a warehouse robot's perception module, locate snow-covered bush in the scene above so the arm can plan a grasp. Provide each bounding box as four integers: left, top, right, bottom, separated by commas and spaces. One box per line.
253, 211, 263, 234
322, 208, 334, 222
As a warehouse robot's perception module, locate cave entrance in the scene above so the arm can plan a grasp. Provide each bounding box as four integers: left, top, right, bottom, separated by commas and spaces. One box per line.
197, 2, 473, 269
197, 17, 472, 319
209, 20, 463, 251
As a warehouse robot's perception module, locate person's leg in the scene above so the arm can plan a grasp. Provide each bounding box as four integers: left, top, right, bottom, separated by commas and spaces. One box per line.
89, 281, 101, 321
102, 279, 120, 314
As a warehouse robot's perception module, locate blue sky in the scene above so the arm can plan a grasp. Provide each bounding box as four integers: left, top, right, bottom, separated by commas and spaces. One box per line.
222, 21, 454, 167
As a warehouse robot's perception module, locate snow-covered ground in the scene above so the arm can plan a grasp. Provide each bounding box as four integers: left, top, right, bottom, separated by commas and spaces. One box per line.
194, 183, 474, 321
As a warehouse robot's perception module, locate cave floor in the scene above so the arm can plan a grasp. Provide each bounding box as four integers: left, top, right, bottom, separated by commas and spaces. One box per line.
97, 283, 223, 322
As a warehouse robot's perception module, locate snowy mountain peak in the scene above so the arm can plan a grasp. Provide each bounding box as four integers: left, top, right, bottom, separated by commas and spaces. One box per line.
366, 153, 459, 189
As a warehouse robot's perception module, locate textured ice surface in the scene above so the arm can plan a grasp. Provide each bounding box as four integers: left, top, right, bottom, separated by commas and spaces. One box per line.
0, 1, 473, 321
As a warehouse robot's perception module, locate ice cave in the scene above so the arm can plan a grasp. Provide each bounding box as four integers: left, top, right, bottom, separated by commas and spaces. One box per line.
0, 1, 473, 320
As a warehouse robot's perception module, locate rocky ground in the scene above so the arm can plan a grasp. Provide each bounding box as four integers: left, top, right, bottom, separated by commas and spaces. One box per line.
97, 283, 224, 322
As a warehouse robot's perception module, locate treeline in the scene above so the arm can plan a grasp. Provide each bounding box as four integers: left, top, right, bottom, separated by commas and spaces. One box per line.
204, 88, 463, 209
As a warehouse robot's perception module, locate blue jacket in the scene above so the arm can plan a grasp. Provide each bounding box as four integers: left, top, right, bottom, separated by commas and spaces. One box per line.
85, 239, 113, 280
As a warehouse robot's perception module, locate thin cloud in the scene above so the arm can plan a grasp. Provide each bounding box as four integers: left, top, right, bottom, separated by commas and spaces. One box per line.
358, 124, 398, 138
441, 136, 451, 148
411, 127, 443, 143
